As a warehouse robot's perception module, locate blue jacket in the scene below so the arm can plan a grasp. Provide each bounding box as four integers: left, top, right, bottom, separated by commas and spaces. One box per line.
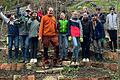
0, 12, 19, 36
92, 20, 105, 40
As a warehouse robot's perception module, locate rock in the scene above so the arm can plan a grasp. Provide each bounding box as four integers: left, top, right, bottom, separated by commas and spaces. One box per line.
16, 63, 24, 71
109, 63, 118, 72
13, 75, 21, 80
57, 75, 64, 80
21, 75, 28, 80
28, 75, 35, 80
11, 63, 17, 70
43, 76, 57, 80
62, 61, 71, 66
91, 62, 104, 68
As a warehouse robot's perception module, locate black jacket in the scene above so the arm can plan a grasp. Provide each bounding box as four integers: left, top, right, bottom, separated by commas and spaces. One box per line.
81, 19, 93, 38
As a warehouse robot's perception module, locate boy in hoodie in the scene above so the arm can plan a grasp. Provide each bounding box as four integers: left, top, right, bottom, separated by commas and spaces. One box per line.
0, 7, 19, 63
57, 12, 69, 62
27, 12, 39, 63
69, 11, 83, 65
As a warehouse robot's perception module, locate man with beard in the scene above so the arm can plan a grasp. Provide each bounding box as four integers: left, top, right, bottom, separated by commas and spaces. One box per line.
38, 7, 59, 67
95, 7, 106, 50
81, 13, 93, 62
92, 14, 105, 61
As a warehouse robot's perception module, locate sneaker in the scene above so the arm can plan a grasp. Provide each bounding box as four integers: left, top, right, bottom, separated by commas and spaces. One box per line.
82, 58, 86, 62
75, 62, 79, 65
71, 61, 75, 65
33, 58, 37, 63
30, 59, 34, 63
86, 58, 90, 62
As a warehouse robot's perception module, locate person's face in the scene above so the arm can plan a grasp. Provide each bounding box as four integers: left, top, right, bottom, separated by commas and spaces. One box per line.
83, 13, 88, 19
92, 16, 97, 21
26, 10, 31, 16
60, 13, 65, 19
32, 13, 37, 19
110, 9, 114, 14
96, 9, 101, 14
72, 12, 78, 18
47, 8, 54, 16
10, 15, 15, 20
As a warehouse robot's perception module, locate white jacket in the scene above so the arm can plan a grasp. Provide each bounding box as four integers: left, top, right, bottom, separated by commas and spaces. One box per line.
106, 13, 117, 30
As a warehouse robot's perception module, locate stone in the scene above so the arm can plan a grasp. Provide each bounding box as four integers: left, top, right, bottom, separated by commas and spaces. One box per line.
43, 76, 57, 80
57, 75, 64, 80
91, 62, 104, 68
5, 64, 11, 70
11, 63, 17, 70
21, 75, 28, 80
28, 75, 35, 80
16, 63, 24, 71
109, 63, 118, 72
62, 61, 71, 66
13, 75, 21, 80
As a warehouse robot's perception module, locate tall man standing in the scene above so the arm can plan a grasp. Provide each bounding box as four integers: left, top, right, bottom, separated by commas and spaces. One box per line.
106, 7, 117, 52
38, 7, 59, 66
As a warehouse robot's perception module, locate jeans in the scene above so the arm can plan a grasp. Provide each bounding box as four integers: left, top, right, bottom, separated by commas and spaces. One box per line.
72, 37, 80, 61
107, 30, 117, 51
59, 34, 68, 59
93, 39, 103, 54
8, 35, 19, 61
19, 35, 29, 61
29, 37, 38, 59
82, 35, 90, 59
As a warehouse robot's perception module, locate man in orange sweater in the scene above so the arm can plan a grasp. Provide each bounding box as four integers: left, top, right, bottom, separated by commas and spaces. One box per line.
38, 7, 59, 67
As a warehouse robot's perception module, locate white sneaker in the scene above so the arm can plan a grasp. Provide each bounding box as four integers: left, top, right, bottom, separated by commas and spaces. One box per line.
86, 58, 90, 62
82, 58, 86, 62
30, 59, 34, 63
33, 58, 37, 63
71, 62, 75, 65
75, 62, 79, 65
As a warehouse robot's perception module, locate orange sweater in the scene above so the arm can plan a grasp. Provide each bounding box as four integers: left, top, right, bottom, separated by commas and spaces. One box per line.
38, 15, 58, 38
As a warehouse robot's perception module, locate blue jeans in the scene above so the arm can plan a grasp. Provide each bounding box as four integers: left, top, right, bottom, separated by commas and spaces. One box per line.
72, 37, 80, 61
93, 39, 103, 54
29, 37, 38, 59
59, 34, 68, 59
19, 35, 29, 61
8, 35, 19, 61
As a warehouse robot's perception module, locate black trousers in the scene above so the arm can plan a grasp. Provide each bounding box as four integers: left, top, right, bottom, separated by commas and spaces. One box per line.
107, 30, 117, 51
81, 35, 90, 58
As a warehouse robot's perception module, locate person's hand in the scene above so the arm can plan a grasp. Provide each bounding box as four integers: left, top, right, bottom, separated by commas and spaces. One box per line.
80, 37, 83, 42
105, 35, 111, 41
38, 37, 42, 41
90, 38, 93, 43
68, 36, 72, 41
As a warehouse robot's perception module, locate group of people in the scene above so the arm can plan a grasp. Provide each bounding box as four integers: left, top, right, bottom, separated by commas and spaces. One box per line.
0, 5, 117, 66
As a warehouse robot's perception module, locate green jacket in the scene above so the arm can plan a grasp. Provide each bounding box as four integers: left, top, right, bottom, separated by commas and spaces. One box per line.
58, 19, 68, 34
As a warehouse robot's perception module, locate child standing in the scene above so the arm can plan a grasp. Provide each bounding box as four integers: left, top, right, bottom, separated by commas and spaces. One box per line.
92, 14, 105, 61
57, 12, 69, 61
69, 11, 83, 65
0, 7, 19, 63
27, 12, 40, 63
